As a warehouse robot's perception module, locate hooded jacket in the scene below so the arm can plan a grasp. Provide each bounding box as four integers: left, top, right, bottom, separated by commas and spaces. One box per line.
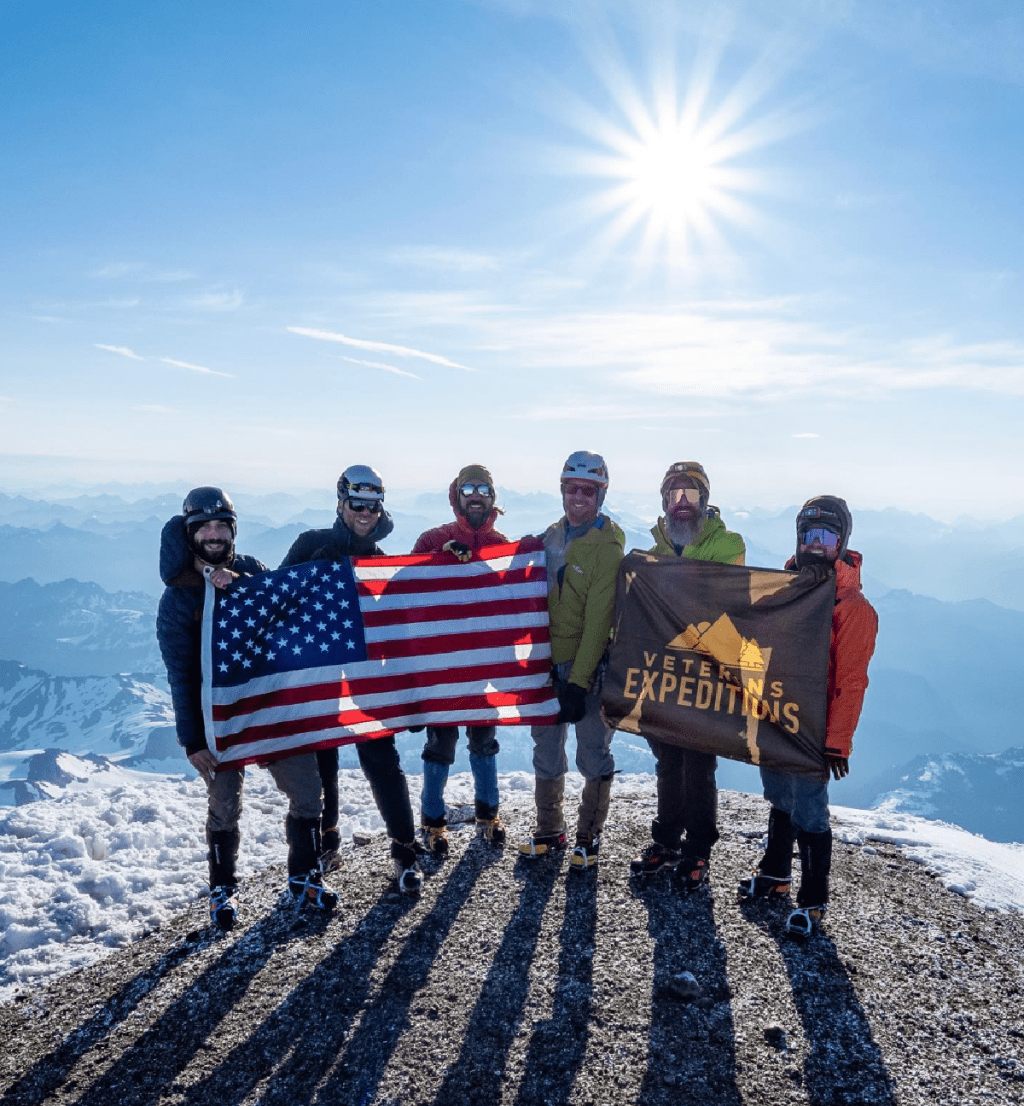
648, 513, 746, 566
783, 550, 877, 758
542, 514, 626, 690
155, 516, 266, 755
279, 509, 395, 566
411, 478, 509, 555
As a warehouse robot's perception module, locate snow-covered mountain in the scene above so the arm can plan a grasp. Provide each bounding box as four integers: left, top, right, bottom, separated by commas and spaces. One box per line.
0, 579, 161, 676
849, 746, 1024, 843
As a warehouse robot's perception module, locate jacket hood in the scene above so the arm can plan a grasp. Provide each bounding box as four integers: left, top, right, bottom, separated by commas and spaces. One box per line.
159, 516, 194, 584
447, 476, 501, 530
332, 507, 394, 553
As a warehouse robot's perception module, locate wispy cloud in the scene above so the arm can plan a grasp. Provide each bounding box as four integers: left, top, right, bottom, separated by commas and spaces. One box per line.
95, 343, 145, 360
338, 356, 421, 380
160, 357, 233, 378
386, 247, 504, 273
190, 289, 244, 311
288, 326, 475, 371
91, 262, 141, 279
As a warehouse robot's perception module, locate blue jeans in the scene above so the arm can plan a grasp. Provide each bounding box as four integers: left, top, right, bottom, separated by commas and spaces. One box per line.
759, 767, 830, 834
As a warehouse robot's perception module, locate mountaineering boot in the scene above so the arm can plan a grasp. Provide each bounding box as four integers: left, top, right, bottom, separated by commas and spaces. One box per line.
674, 856, 711, 894
796, 827, 832, 910
786, 905, 826, 939
286, 814, 338, 911
569, 833, 600, 871
519, 775, 567, 858
320, 825, 342, 872
739, 807, 794, 900
576, 774, 613, 842
630, 843, 682, 876
207, 828, 240, 931
209, 886, 238, 932
420, 811, 450, 857
475, 799, 506, 847
392, 840, 424, 894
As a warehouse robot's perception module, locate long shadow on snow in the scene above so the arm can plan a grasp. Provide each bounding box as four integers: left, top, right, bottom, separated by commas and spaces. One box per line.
430, 856, 563, 1106
637, 875, 741, 1106
512, 870, 598, 1106
745, 902, 897, 1106
62, 907, 315, 1106
1, 933, 206, 1106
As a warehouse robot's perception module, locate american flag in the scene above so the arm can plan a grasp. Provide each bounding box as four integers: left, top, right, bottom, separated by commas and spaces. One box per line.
201, 541, 558, 768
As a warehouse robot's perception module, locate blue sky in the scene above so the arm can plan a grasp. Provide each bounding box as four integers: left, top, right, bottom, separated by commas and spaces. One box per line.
3, 0, 1023, 517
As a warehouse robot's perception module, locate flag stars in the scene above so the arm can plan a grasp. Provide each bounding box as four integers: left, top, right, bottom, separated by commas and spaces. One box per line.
343, 619, 353, 629
232, 651, 242, 661
231, 628, 242, 639
245, 617, 256, 628
292, 645, 302, 656
258, 606, 268, 617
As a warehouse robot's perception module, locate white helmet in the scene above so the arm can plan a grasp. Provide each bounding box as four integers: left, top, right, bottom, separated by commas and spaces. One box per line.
337, 464, 385, 502
560, 450, 609, 489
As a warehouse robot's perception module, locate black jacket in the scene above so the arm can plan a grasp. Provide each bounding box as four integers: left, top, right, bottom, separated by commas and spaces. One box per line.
279, 510, 395, 566
155, 516, 265, 755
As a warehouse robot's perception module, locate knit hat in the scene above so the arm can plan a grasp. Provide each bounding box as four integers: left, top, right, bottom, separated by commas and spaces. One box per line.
455, 463, 494, 490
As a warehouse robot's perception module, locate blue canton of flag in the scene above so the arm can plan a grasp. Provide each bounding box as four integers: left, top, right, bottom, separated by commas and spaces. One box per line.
211, 560, 368, 688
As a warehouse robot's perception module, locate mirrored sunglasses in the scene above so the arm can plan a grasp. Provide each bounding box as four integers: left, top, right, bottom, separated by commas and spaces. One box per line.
459, 483, 493, 498
562, 482, 598, 499
666, 487, 702, 505
800, 527, 839, 548
347, 499, 382, 515
348, 481, 382, 496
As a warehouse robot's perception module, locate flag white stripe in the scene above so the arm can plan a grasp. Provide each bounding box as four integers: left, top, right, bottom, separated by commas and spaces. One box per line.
353, 550, 536, 582
363, 609, 548, 642
358, 580, 547, 611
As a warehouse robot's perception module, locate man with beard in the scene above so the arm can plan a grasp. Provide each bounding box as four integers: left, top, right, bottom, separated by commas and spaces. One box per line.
630, 461, 746, 891
410, 464, 509, 855
280, 465, 422, 893
157, 487, 334, 932
519, 450, 625, 870
739, 496, 877, 937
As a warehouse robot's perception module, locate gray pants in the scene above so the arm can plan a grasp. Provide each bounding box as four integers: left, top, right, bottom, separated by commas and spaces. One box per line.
531, 684, 614, 782
205, 752, 322, 834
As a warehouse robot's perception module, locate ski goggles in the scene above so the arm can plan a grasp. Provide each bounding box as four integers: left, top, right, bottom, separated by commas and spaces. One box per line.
458, 483, 493, 498
800, 526, 840, 548
561, 481, 599, 499
347, 499, 383, 515
665, 486, 702, 506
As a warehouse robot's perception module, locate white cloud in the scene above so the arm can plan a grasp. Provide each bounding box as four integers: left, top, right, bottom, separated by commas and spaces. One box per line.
287, 326, 475, 371
338, 356, 421, 380
159, 357, 233, 378
387, 247, 504, 273
95, 344, 145, 361
190, 289, 244, 311
90, 262, 141, 279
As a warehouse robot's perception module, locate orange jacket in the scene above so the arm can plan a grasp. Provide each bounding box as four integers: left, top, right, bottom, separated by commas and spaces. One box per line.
411, 478, 509, 555
825, 552, 878, 758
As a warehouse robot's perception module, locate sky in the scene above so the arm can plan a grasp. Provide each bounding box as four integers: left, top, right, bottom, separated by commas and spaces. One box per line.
3, 0, 1024, 517
3, 764, 1023, 1002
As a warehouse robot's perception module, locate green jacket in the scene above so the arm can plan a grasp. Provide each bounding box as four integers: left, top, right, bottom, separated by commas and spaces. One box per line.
648, 514, 746, 565
543, 515, 626, 689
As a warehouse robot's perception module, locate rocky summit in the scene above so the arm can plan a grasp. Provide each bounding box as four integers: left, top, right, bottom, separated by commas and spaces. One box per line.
1, 789, 1022, 1106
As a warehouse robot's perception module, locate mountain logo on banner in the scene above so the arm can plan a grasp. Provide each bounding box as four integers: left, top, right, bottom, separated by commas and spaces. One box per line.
666, 613, 768, 677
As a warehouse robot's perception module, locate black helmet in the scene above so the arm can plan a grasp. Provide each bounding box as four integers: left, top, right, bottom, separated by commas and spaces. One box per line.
183, 486, 237, 536
337, 464, 384, 503
795, 495, 852, 567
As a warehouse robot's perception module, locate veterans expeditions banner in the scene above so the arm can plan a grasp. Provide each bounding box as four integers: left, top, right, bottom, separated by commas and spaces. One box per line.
601, 552, 836, 777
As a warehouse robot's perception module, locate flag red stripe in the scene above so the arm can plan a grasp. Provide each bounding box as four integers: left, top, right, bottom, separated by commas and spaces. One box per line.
212, 657, 552, 721
360, 594, 548, 629
355, 566, 543, 598
365, 626, 543, 660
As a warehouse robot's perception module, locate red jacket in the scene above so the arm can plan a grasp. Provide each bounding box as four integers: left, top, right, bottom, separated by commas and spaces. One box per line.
411, 479, 509, 555
825, 552, 878, 758
787, 551, 877, 758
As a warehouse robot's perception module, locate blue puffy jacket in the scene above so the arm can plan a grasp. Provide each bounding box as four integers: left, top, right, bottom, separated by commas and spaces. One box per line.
155, 516, 266, 755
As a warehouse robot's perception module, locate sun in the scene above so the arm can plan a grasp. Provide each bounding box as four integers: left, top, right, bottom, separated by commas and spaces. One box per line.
551, 21, 798, 271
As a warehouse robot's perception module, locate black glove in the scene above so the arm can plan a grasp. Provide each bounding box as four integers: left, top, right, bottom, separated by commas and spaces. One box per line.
556, 682, 588, 725
407, 725, 425, 734
442, 540, 472, 563
826, 753, 849, 780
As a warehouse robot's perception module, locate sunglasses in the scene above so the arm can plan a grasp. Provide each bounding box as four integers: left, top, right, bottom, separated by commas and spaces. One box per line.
459, 483, 493, 498
665, 487, 702, 505
800, 527, 839, 548
347, 499, 382, 515
562, 482, 598, 499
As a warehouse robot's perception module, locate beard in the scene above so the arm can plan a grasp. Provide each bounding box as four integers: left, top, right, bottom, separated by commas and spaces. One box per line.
196, 538, 232, 566
464, 502, 489, 530
665, 512, 702, 549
